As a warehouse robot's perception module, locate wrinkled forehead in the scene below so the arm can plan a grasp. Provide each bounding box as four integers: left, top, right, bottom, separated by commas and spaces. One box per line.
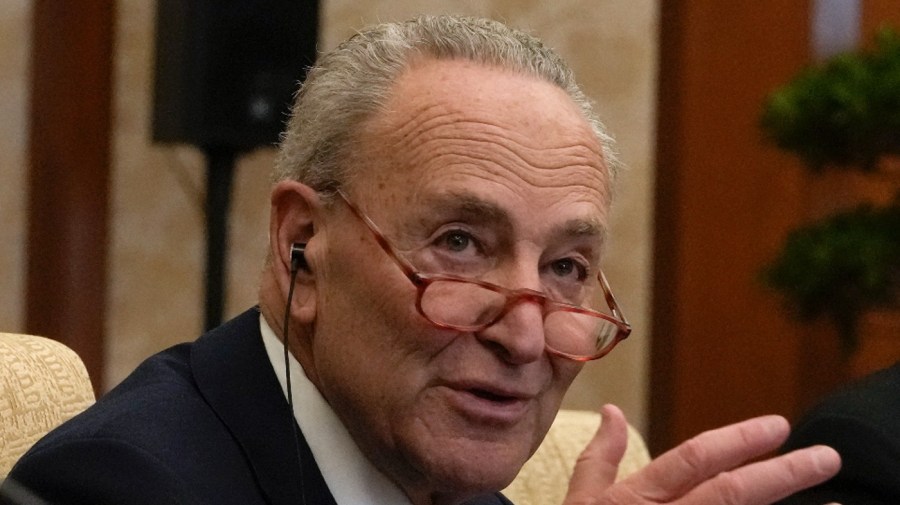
346, 58, 611, 224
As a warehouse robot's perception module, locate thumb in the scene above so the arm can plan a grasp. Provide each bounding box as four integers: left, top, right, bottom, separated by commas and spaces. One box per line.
564, 404, 629, 505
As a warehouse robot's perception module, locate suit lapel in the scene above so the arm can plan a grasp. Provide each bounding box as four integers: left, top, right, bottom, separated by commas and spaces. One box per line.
191, 308, 337, 505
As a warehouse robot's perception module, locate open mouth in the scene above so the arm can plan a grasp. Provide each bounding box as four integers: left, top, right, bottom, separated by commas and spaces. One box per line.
442, 382, 531, 423
470, 388, 516, 403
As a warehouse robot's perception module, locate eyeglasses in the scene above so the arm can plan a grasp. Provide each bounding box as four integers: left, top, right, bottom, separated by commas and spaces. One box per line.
335, 189, 631, 362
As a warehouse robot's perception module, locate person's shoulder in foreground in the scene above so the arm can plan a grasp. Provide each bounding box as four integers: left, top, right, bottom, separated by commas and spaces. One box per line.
776, 361, 900, 505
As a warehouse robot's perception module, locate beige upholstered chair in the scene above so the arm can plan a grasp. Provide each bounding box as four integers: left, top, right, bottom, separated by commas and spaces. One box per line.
0, 333, 96, 477
504, 409, 651, 505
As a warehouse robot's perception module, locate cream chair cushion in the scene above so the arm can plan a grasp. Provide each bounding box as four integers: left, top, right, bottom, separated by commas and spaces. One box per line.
0, 333, 96, 477
504, 409, 651, 505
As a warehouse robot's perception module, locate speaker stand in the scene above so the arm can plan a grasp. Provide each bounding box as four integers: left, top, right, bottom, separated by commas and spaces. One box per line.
203, 147, 237, 331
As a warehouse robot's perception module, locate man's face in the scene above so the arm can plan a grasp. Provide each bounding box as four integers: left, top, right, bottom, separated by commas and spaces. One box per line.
306, 58, 611, 501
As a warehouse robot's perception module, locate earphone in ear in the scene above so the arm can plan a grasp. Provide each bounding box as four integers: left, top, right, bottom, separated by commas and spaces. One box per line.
284, 241, 308, 505
290, 243, 309, 273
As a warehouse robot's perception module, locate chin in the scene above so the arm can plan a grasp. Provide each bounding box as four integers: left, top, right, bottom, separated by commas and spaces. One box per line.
401, 432, 532, 500
420, 464, 519, 505
387, 394, 553, 502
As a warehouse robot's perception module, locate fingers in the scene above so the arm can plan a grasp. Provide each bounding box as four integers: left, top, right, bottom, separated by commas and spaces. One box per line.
680, 445, 841, 505
564, 404, 629, 505
623, 415, 793, 501
563, 412, 841, 505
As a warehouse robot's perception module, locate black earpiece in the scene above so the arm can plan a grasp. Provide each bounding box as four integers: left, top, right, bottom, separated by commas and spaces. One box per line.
290, 242, 309, 273
283, 242, 308, 505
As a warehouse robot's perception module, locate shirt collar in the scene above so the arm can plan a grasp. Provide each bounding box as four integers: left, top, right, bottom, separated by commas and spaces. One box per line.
259, 315, 412, 505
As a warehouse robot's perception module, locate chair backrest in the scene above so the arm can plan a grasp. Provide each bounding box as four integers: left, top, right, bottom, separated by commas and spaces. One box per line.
0, 333, 96, 478
503, 409, 651, 505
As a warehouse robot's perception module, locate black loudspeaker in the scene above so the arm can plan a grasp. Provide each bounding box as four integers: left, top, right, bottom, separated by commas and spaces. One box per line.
152, 0, 319, 151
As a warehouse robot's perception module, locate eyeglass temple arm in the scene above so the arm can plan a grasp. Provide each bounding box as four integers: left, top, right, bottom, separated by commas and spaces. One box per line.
598, 269, 631, 331
335, 189, 423, 284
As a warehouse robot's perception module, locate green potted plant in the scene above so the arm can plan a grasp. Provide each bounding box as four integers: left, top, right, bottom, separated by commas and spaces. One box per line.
760, 27, 900, 352
761, 27, 900, 171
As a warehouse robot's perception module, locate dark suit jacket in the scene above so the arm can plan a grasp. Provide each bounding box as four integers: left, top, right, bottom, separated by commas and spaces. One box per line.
776, 361, 900, 505
1, 308, 512, 505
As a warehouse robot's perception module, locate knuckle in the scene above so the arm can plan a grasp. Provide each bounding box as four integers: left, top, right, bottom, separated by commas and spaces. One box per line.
710, 470, 747, 505
595, 483, 646, 505
674, 436, 712, 476
781, 451, 808, 480
736, 421, 763, 448
777, 451, 814, 490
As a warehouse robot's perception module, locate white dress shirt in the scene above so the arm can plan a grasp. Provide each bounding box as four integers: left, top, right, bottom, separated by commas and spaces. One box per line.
260, 316, 413, 505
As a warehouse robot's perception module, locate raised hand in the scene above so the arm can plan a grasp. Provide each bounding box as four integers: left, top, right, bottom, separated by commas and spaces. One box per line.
564, 405, 841, 505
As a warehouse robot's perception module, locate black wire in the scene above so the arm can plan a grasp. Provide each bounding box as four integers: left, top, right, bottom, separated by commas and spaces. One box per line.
283, 263, 307, 505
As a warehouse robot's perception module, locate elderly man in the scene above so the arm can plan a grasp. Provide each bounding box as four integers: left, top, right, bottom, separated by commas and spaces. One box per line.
3, 15, 838, 505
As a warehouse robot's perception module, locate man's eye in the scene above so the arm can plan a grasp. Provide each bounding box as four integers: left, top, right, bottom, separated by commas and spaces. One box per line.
550, 258, 587, 281
441, 230, 472, 252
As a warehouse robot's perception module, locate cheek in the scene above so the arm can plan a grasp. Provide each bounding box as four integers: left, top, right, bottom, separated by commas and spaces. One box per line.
317, 231, 457, 368
311, 261, 450, 420
551, 358, 583, 394
542, 359, 582, 413
310, 305, 431, 455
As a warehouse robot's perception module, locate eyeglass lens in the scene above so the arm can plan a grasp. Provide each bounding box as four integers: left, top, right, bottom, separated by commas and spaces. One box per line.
419, 278, 621, 359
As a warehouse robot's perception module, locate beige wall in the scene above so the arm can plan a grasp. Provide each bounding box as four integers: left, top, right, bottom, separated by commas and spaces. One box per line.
0, 1, 30, 341
1, 0, 658, 433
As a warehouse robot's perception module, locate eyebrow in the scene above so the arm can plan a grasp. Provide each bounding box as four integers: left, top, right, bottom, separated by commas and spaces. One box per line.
558, 218, 607, 244
418, 190, 607, 244
422, 191, 512, 227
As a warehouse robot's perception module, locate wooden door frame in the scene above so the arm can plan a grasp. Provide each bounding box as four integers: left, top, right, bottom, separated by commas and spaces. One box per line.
26, 1, 115, 393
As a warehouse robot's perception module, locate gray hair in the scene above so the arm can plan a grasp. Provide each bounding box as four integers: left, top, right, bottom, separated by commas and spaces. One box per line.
272, 14, 620, 195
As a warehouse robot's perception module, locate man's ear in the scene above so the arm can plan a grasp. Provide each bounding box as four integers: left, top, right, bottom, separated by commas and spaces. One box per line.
269, 180, 322, 323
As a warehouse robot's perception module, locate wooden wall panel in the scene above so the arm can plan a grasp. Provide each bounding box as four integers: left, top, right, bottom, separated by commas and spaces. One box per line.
862, 0, 900, 38
26, 1, 115, 392
650, 1, 811, 454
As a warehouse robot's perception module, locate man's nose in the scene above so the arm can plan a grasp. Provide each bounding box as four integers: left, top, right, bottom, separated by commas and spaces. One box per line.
475, 291, 547, 365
